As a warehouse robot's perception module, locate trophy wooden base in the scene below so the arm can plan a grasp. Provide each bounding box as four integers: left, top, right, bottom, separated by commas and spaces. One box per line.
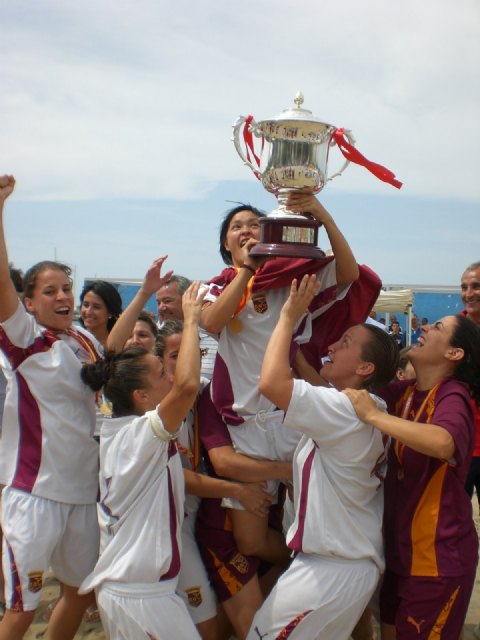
249, 215, 327, 260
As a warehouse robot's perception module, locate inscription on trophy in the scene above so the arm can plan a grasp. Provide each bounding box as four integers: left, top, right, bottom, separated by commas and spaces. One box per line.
282, 226, 315, 245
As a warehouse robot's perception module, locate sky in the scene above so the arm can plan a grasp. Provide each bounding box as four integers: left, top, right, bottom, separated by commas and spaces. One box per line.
1, 0, 479, 301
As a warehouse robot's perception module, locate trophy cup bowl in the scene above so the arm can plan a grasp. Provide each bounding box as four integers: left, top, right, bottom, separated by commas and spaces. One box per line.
232, 92, 355, 259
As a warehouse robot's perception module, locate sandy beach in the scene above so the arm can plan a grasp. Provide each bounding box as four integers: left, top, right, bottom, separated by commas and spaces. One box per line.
23, 502, 480, 640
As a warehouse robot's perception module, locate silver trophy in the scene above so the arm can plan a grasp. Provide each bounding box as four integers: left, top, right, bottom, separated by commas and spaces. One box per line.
232, 92, 355, 259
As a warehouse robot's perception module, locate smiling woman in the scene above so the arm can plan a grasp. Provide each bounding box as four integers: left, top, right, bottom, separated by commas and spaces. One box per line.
22, 261, 75, 331
345, 314, 480, 639
0, 175, 103, 640
80, 281, 122, 348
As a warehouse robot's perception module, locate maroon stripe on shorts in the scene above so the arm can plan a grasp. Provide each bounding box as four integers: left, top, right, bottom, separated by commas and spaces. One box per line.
5, 537, 23, 611
288, 445, 316, 551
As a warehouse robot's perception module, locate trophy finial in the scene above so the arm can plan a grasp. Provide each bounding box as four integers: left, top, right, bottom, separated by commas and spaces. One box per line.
294, 91, 304, 109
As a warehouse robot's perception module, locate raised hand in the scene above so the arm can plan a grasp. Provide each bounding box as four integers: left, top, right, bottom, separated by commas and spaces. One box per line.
281, 274, 319, 326
139, 256, 173, 297
182, 281, 207, 325
0, 175, 15, 205
286, 191, 331, 224
343, 388, 378, 423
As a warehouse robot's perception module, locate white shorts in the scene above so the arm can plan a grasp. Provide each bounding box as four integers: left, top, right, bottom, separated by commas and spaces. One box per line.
97, 579, 201, 639
246, 553, 380, 640
223, 411, 300, 509
1, 486, 99, 611
177, 510, 217, 624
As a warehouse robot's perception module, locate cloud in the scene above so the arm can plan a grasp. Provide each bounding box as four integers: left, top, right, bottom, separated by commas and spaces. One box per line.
1, 0, 479, 201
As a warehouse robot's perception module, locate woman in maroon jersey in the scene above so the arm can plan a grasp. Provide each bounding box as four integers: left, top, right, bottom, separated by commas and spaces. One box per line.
345, 314, 480, 640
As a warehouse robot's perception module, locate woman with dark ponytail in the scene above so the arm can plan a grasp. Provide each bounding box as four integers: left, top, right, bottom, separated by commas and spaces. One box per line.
78, 282, 205, 640
345, 314, 480, 640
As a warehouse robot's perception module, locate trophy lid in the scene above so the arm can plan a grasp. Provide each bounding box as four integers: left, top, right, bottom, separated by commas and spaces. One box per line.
267, 92, 333, 127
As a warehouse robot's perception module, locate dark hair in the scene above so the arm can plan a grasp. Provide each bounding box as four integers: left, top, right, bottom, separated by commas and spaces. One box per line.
9, 264, 24, 294
451, 315, 480, 405
360, 323, 400, 391
23, 261, 73, 299
137, 310, 159, 339
81, 347, 152, 417
80, 280, 123, 332
156, 320, 183, 358
397, 346, 412, 373
219, 204, 265, 265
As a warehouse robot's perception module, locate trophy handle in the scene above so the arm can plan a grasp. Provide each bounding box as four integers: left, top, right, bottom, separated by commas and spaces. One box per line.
327, 128, 356, 182
232, 115, 263, 177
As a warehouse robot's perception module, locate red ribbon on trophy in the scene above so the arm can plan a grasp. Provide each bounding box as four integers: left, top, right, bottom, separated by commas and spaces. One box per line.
332, 128, 402, 189
239, 117, 402, 189
242, 115, 264, 180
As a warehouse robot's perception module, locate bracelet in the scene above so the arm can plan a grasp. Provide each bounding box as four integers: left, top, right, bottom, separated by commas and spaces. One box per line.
240, 263, 256, 276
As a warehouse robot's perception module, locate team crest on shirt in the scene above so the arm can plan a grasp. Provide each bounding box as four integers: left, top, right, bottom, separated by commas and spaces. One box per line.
185, 586, 202, 608
230, 553, 249, 574
252, 295, 268, 314
27, 571, 43, 593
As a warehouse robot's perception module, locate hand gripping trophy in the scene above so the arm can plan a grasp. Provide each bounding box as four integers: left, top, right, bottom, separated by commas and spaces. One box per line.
233, 92, 402, 259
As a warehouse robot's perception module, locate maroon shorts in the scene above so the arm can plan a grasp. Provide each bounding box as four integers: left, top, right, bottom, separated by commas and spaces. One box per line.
380, 568, 476, 638
195, 497, 260, 603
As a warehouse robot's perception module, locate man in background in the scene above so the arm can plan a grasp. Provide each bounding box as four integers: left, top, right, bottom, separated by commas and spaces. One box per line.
156, 274, 217, 380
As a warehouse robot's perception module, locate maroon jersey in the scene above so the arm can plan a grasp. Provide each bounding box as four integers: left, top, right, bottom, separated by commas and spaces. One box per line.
380, 378, 478, 577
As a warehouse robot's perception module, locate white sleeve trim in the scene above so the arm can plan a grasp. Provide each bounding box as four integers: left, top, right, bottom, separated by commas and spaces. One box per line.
147, 408, 179, 442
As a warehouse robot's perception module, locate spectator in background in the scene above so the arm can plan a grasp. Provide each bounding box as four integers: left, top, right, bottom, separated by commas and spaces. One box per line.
80, 281, 122, 348
461, 262, 480, 326
388, 314, 403, 334
367, 310, 387, 332
410, 313, 422, 345
388, 321, 405, 350
421, 316, 428, 326
156, 273, 218, 380
156, 275, 192, 327
461, 262, 480, 510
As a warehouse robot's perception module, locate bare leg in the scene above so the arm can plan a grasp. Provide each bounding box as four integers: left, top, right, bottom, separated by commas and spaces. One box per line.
0, 528, 4, 607
0, 609, 36, 640
381, 622, 396, 640
221, 575, 263, 640
230, 510, 290, 564
352, 606, 376, 640
47, 581, 95, 640
196, 608, 233, 640
259, 563, 289, 600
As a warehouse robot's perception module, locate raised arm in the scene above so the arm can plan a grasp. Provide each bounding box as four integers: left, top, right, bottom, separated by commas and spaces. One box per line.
0, 176, 20, 323
259, 274, 319, 411
286, 192, 359, 286
106, 256, 172, 352
343, 388, 455, 460
201, 239, 266, 335
294, 348, 330, 387
158, 282, 206, 432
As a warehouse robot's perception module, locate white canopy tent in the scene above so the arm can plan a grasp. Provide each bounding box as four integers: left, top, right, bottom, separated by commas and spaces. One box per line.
373, 289, 414, 346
